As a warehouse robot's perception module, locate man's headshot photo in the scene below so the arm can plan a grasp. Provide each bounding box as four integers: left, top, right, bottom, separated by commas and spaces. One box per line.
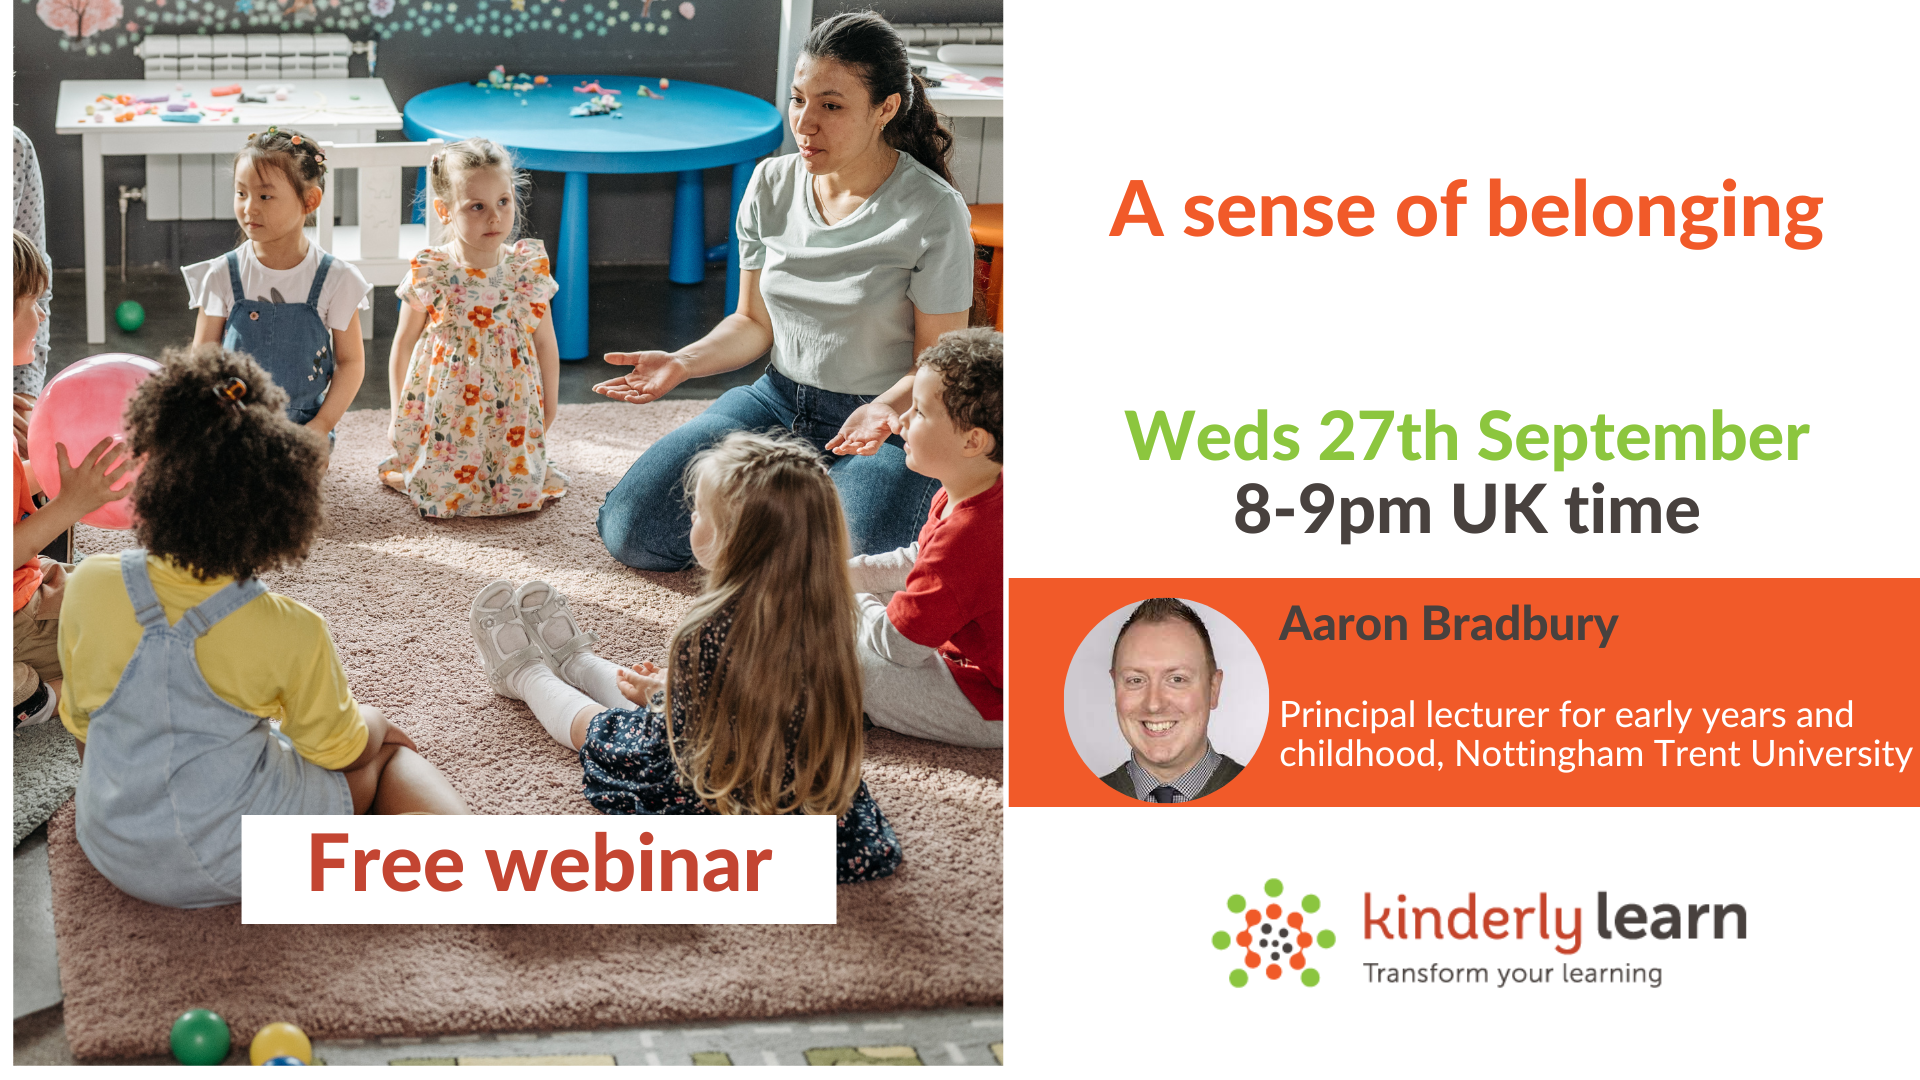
1063, 598, 1268, 804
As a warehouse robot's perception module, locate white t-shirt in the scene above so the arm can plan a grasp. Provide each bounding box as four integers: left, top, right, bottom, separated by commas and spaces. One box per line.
183, 242, 373, 332
737, 152, 975, 396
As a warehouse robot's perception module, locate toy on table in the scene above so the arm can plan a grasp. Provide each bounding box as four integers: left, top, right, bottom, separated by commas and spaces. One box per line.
114, 300, 145, 332
25, 353, 158, 530
570, 94, 623, 117
210, 83, 243, 96
475, 65, 543, 92
573, 79, 618, 95
169, 1008, 232, 1066
249, 1021, 313, 1066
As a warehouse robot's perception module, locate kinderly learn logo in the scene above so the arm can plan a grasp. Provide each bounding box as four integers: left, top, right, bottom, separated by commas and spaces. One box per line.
1213, 878, 1337, 987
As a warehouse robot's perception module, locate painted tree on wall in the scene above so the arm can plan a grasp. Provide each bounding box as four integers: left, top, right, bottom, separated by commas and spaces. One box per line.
19, 0, 695, 55
36, 0, 124, 40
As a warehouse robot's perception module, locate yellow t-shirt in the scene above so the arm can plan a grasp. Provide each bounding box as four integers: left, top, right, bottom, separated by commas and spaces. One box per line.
57, 553, 368, 770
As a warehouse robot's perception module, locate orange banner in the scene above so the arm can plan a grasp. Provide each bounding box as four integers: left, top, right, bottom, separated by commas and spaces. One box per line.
1010, 579, 1919, 807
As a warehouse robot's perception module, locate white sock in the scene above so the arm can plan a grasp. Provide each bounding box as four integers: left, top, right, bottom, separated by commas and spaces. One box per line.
559, 651, 631, 711
510, 663, 600, 750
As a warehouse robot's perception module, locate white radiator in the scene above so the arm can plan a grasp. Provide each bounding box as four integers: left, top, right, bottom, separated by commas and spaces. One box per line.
136, 33, 357, 221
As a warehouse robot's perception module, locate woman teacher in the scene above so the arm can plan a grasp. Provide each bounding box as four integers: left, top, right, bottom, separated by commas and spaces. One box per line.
595, 12, 975, 569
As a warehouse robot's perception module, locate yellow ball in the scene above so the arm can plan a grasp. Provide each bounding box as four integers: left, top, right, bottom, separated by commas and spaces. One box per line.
248, 1022, 312, 1066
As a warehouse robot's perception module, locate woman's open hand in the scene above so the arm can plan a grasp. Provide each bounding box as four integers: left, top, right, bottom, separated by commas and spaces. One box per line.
826, 402, 902, 456
594, 351, 688, 404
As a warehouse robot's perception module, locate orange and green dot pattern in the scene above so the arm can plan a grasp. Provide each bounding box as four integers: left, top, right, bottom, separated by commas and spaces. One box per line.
1213, 878, 1333, 988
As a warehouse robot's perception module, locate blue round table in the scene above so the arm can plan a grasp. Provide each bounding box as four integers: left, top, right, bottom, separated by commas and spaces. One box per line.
403, 76, 785, 360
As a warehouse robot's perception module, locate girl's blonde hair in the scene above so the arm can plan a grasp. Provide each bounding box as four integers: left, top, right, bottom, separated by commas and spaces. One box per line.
666, 431, 864, 819
427, 137, 530, 240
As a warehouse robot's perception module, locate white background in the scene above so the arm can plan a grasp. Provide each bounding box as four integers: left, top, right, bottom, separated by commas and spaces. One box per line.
1007, 1, 1917, 580
1062, 598, 1270, 779
1004, 0, 1917, 1073
1007, 808, 1918, 1073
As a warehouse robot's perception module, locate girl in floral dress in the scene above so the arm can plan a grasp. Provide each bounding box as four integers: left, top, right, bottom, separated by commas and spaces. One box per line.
381, 138, 562, 517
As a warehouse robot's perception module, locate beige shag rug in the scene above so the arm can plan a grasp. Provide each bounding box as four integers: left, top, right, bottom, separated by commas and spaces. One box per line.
45, 402, 1003, 1059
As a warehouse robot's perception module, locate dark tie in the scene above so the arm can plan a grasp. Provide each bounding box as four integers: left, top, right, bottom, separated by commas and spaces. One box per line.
1149, 785, 1182, 803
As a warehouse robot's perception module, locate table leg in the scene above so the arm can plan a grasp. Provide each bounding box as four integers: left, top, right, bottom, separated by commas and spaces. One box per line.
727, 160, 753, 314
669, 169, 705, 285
557, 170, 589, 361
83, 134, 106, 344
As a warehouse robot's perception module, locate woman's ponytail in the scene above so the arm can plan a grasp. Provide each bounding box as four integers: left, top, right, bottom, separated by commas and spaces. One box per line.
885, 72, 955, 188
803, 11, 957, 188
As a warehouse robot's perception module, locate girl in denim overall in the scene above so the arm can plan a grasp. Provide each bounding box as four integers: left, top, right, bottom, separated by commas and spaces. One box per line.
62, 346, 467, 909
185, 127, 369, 447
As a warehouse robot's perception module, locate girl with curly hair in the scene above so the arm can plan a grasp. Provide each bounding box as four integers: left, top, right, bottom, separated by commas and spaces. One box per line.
58, 345, 466, 909
468, 431, 901, 883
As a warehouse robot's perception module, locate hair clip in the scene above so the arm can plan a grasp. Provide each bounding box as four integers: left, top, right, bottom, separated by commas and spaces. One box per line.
291, 135, 302, 145
212, 376, 249, 406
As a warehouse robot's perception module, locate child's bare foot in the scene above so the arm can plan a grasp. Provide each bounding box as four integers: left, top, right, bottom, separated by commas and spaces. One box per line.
380, 469, 407, 494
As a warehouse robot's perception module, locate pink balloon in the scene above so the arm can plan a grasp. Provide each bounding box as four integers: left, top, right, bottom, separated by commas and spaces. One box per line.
26, 353, 160, 531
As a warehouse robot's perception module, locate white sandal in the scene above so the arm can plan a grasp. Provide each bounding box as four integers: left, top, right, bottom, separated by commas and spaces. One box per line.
512, 580, 600, 674
471, 579, 545, 699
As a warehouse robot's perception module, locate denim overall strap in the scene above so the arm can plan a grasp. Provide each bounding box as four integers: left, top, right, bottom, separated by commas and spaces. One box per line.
77, 546, 350, 910
175, 577, 267, 638
305, 252, 333, 308
218, 247, 334, 426
119, 548, 169, 631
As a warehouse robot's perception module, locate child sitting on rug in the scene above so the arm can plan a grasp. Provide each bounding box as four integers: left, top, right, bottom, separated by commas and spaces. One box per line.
381, 137, 563, 517
185, 126, 370, 446
471, 430, 901, 883
60, 345, 468, 910
845, 328, 1002, 749
12, 230, 132, 730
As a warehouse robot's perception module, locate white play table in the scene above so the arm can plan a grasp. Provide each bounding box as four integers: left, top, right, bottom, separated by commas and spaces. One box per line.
54, 78, 403, 344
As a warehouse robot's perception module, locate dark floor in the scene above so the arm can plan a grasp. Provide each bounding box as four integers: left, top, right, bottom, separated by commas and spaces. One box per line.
40, 263, 766, 407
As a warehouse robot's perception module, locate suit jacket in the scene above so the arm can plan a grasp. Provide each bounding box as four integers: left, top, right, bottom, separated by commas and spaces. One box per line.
1100, 755, 1244, 802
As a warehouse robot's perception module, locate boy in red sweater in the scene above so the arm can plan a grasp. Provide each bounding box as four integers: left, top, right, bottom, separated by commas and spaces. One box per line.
846, 329, 1002, 748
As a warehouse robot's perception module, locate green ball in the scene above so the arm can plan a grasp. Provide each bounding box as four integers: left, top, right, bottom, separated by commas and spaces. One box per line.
170, 1008, 231, 1066
114, 300, 145, 333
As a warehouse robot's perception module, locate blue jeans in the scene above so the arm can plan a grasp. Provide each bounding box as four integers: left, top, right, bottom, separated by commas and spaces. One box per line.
598, 369, 942, 571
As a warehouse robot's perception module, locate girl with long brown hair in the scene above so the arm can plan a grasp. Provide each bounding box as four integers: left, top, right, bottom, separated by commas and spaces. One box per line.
470, 431, 900, 882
